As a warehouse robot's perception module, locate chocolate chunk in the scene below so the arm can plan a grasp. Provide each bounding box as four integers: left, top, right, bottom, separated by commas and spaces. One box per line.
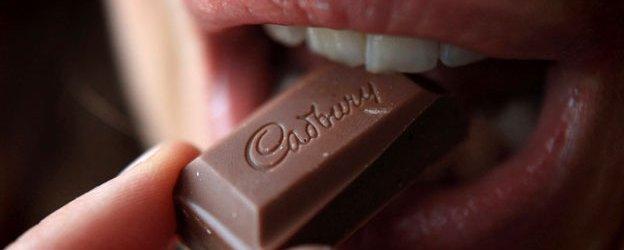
175, 65, 467, 249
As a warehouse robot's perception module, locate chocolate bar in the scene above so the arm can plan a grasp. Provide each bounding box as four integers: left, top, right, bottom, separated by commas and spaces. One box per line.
175, 65, 466, 249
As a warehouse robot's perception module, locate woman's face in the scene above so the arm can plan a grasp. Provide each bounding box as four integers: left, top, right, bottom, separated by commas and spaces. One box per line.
107, 0, 624, 249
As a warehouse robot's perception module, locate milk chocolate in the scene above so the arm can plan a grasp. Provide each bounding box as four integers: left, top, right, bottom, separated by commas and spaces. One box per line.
175, 65, 466, 249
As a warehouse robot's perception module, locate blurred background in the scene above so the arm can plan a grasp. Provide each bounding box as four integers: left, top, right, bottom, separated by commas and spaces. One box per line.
1, 1, 142, 244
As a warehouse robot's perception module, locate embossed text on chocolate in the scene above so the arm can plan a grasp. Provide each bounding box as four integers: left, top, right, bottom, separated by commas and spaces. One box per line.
246, 82, 382, 170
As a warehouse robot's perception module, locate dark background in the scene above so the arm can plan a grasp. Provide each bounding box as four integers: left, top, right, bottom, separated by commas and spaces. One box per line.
1, 1, 142, 245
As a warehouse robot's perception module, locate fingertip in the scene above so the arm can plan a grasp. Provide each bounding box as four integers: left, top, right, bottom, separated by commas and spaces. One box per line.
121, 141, 199, 181
9, 141, 200, 249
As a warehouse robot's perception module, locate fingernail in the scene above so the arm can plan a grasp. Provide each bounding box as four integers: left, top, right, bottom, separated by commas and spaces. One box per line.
119, 144, 162, 175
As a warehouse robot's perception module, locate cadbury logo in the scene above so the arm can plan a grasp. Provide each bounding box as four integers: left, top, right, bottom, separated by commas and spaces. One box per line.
245, 82, 382, 170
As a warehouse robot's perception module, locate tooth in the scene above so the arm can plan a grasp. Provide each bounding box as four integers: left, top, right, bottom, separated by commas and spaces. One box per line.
493, 99, 537, 150
453, 99, 538, 181
365, 35, 439, 73
439, 44, 486, 67
306, 28, 325, 53
306, 28, 366, 67
263, 24, 306, 47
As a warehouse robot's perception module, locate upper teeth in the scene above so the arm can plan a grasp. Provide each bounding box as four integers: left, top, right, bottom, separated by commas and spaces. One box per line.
263, 25, 486, 73
366, 34, 439, 73
263, 25, 306, 47
439, 44, 486, 67
306, 28, 366, 67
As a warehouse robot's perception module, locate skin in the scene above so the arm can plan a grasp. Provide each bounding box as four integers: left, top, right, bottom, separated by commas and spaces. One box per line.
8, 0, 624, 249
7, 142, 199, 249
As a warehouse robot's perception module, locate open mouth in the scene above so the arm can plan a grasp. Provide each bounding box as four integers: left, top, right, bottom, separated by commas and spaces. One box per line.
107, 0, 624, 248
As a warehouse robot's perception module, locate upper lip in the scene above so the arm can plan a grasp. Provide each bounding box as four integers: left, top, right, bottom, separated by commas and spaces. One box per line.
185, 0, 591, 60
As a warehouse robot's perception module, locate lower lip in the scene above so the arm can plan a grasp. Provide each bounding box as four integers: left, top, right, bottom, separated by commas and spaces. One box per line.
341, 67, 595, 249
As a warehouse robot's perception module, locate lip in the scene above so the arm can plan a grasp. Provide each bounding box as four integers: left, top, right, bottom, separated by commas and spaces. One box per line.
112, 0, 624, 248
184, 0, 602, 60
343, 59, 624, 248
